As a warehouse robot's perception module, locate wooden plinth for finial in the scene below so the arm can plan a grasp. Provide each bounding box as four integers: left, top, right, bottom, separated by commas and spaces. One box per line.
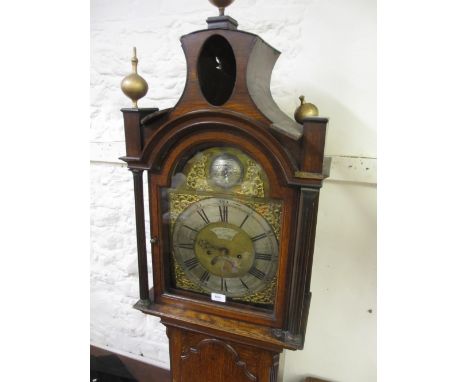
206, 15, 238, 30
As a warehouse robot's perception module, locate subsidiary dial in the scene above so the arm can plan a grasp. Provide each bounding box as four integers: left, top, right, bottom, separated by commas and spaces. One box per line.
209, 154, 243, 188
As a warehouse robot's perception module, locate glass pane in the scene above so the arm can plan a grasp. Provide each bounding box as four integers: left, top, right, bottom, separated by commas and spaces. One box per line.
162, 147, 282, 309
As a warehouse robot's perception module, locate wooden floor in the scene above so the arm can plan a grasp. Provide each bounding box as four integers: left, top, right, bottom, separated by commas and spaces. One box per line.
91, 345, 170, 382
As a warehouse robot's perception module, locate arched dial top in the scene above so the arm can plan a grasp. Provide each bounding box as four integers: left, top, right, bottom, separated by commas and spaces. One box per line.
173, 198, 279, 298
170, 147, 270, 197
166, 147, 282, 306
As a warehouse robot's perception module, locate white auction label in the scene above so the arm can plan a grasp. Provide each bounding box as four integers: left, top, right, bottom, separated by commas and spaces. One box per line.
211, 292, 226, 303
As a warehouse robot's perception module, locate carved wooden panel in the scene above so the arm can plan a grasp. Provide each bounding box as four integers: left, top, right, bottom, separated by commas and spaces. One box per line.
167, 326, 281, 382
181, 338, 257, 382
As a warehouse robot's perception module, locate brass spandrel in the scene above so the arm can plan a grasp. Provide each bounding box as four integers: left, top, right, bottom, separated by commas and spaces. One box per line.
240, 159, 265, 197
173, 261, 205, 294
233, 276, 278, 305
186, 153, 214, 192
175, 148, 268, 197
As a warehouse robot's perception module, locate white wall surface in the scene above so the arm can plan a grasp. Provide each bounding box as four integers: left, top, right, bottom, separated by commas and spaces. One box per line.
90, 0, 376, 381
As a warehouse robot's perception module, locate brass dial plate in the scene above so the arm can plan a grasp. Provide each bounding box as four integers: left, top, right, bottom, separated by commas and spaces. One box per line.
168, 191, 282, 305
166, 147, 281, 305
172, 198, 279, 298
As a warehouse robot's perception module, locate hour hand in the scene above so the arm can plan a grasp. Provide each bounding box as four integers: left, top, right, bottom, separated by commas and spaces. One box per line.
197, 240, 229, 258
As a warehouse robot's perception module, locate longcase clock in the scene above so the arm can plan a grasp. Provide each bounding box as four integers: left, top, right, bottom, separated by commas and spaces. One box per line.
120, 2, 330, 381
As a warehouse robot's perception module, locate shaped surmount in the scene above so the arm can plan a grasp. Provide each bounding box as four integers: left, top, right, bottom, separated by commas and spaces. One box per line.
172, 28, 303, 140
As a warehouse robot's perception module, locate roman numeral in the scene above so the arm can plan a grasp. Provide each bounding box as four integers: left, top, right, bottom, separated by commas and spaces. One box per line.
239, 214, 249, 228
219, 204, 228, 223
183, 257, 199, 271
200, 271, 210, 283
175, 243, 194, 250
183, 225, 199, 233
197, 209, 210, 224
255, 253, 272, 261
251, 232, 268, 242
240, 279, 250, 290
221, 278, 228, 292
248, 267, 266, 280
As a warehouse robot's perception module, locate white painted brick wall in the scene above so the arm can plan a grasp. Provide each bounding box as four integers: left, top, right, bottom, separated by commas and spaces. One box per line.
91, 0, 376, 380
90, 162, 170, 367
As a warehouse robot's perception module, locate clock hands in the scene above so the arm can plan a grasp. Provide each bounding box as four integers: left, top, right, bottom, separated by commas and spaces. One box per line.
197, 239, 248, 275
197, 239, 245, 259
197, 239, 226, 252
173, 196, 278, 298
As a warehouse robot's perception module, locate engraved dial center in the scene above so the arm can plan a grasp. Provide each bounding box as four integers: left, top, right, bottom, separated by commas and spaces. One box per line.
195, 222, 255, 278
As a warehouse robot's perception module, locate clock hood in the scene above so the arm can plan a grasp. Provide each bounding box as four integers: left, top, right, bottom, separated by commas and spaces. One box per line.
169, 27, 303, 141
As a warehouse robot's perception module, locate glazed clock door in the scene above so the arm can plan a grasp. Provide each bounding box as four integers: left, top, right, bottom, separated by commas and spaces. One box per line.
158, 146, 283, 313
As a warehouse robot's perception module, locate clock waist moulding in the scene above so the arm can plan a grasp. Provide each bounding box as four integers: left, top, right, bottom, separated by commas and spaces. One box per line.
120, 2, 330, 381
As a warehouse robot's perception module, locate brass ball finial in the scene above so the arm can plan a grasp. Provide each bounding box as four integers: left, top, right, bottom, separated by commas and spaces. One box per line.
294, 95, 319, 123
208, 0, 236, 16
121, 47, 148, 108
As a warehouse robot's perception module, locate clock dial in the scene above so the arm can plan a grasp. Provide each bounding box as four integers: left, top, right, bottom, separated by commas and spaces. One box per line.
172, 198, 278, 298
167, 146, 281, 306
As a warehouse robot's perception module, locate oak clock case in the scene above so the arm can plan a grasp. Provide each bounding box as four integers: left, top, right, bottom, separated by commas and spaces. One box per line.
120, 3, 329, 381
